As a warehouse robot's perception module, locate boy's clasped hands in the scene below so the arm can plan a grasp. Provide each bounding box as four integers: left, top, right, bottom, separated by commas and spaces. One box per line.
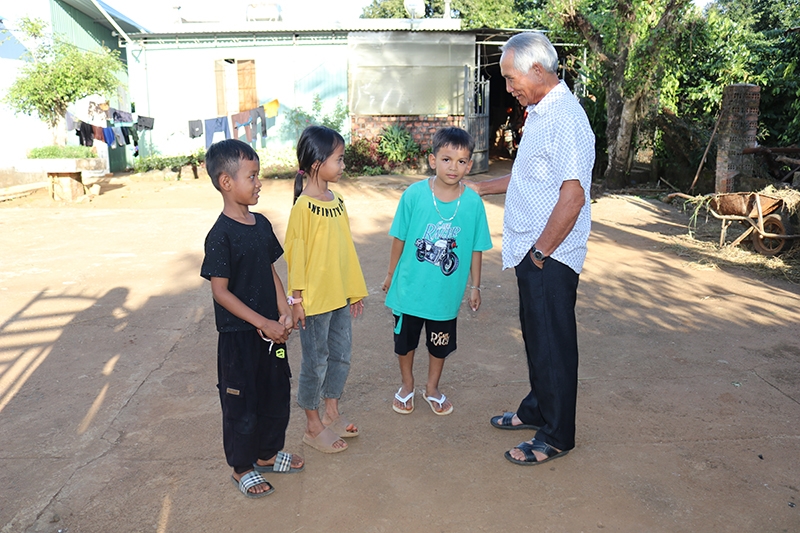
257, 314, 295, 344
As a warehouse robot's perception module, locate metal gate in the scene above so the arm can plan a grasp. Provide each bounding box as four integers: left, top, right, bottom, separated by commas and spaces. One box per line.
463, 65, 490, 174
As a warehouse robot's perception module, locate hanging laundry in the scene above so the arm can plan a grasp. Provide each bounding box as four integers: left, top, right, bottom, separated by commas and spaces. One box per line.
78, 122, 94, 146
264, 99, 279, 118
93, 125, 105, 142
204, 116, 230, 150
66, 112, 77, 132
121, 125, 139, 157
249, 106, 267, 137
137, 116, 155, 130
112, 127, 126, 146
103, 127, 116, 147
231, 111, 253, 142
106, 107, 117, 120
113, 109, 133, 123
188, 120, 203, 139
87, 101, 107, 124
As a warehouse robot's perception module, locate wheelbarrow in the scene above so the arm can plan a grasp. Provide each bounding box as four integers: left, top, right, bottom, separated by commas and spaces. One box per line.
707, 192, 797, 255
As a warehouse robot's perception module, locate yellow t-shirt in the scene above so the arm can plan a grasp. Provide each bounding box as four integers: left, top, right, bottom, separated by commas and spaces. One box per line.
285, 190, 368, 316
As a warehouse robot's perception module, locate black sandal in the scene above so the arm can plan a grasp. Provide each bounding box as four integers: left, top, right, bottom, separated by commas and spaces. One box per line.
490, 411, 539, 430
504, 438, 569, 466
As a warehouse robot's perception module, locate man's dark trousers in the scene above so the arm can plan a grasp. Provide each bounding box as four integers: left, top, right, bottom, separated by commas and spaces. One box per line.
514, 253, 579, 451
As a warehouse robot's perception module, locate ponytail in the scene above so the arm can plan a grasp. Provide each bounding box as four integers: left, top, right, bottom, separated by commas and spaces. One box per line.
293, 169, 305, 205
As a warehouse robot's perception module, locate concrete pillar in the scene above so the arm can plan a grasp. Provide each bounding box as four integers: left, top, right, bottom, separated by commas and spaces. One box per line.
715, 84, 760, 193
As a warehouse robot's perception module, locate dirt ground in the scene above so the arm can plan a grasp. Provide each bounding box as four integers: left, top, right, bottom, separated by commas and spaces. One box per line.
1, 162, 799, 533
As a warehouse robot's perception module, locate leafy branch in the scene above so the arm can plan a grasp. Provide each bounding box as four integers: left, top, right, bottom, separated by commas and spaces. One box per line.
2, 17, 124, 130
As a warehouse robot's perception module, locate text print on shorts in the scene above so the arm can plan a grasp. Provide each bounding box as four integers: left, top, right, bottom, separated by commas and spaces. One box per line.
430, 332, 450, 347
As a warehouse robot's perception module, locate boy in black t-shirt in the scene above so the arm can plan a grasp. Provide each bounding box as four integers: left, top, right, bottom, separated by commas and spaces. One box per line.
200, 139, 303, 499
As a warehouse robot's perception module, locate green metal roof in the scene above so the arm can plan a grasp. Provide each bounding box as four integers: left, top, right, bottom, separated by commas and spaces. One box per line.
58, 0, 149, 35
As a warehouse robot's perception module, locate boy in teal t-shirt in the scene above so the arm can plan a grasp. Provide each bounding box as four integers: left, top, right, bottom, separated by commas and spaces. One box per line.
381, 127, 492, 416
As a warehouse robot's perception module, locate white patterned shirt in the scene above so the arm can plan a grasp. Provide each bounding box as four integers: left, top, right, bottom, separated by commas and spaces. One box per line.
502, 80, 595, 274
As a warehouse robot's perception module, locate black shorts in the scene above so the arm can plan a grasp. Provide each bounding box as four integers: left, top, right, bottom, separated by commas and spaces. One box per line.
393, 313, 457, 359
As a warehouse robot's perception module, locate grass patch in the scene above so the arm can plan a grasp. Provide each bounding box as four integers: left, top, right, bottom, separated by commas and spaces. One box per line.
134, 150, 205, 173
28, 145, 96, 159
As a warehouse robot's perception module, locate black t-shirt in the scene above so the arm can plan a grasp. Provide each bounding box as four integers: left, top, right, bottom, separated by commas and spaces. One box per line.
201, 212, 284, 332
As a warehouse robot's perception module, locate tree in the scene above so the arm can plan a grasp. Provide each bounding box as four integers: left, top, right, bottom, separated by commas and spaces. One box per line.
553, 0, 694, 187
660, 0, 800, 149
452, 0, 519, 28
713, 0, 791, 33
361, 0, 524, 29
706, 0, 800, 145
362, 0, 407, 18
763, 28, 800, 145
515, 0, 549, 29
3, 17, 124, 142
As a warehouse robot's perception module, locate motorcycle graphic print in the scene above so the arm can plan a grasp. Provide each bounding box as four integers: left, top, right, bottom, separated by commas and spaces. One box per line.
413, 221, 461, 276
414, 237, 459, 275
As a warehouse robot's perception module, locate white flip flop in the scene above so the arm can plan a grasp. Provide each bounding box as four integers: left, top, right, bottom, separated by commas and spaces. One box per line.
392, 387, 414, 414
424, 391, 453, 415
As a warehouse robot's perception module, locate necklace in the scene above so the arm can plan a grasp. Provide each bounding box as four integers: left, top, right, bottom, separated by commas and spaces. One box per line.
430, 177, 463, 222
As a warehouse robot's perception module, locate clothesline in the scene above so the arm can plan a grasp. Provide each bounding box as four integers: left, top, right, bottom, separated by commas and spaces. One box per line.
68, 106, 152, 156
65, 98, 280, 154
193, 99, 280, 150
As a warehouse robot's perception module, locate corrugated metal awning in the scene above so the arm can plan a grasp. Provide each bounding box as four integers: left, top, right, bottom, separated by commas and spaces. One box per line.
126, 17, 461, 42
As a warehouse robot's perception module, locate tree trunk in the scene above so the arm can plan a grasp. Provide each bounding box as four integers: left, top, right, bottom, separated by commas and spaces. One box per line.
604, 90, 641, 189
604, 82, 624, 187
52, 116, 67, 147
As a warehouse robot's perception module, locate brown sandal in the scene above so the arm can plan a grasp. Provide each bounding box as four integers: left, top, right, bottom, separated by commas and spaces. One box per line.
326, 416, 359, 438
302, 427, 347, 453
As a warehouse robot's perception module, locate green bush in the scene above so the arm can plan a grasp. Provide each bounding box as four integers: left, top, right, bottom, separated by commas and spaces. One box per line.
378, 125, 420, 164
344, 138, 385, 175
133, 149, 205, 174
360, 166, 385, 176
27, 145, 96, 159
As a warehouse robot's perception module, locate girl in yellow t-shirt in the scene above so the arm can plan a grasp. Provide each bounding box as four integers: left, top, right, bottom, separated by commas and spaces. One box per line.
285, 125, 368, 454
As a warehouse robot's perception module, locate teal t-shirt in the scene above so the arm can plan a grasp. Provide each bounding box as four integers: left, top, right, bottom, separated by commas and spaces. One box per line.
385, 178, 493, 321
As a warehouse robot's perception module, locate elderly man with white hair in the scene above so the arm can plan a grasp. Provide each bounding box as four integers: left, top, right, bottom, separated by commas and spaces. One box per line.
470, 32, 595, 465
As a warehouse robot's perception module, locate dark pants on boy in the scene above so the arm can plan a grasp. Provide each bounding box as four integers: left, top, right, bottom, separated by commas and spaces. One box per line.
514, 254, 580, 452
217, 330, 290, 473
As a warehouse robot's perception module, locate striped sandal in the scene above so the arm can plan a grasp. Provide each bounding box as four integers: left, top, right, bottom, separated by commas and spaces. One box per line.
253, 450, 304, 474
231, 470, 274, 498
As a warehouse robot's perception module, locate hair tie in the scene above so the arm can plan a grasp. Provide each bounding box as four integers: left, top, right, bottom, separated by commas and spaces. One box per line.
298, 169, 305, 175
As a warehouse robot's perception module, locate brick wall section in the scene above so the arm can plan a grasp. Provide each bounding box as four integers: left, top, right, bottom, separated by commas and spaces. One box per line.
351, 115, 463, 152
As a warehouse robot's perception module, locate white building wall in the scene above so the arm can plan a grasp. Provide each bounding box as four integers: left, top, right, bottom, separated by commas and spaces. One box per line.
126, 40, 349, 157
0, 1, 55, 179
0, 59, 54, 164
